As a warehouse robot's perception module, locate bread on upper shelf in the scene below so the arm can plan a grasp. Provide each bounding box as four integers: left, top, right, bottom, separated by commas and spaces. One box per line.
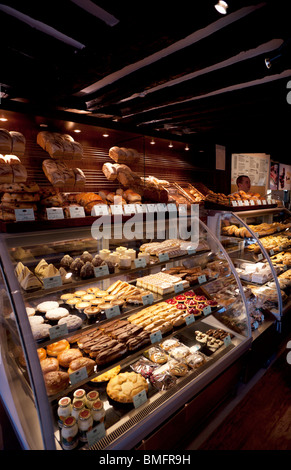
37, 131, 83, 160
0, 129, 26, 156
42, 159, 85, 188
109, 146, 140, 165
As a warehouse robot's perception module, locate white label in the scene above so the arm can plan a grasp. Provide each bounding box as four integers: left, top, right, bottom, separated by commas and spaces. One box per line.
49, 323, 68, 340
250, 200, 255, 206
87, 422, 106, 447
91, 205, 109, 216
159, 253, 169, 262
69, 206, 85, 218
257, 254, 263, 260
43, 275, 62, 289
157, 203, 167, 212
110, 205, 123, 215
135, 204, 147, 213
198, 274, 207, 284
257, 200, 262, 205
46, 207, 64, 220
232, 201, 238, 207
123, 204, 136, 215
94, 264, 109, 277
187, 248, 196, 255
185, 314, 195, 325
262, 200, 267, 205
134, 257, 147, 268
15, 208, 35, 221
243, 200, 249, 206
269, 249, 274, 256
69, 366, 88, 385
174, 282, 184, 294
238, 200, 244, 206
150, 330, 162, 344
147, 204, 158, 213
105, 305, 120, 319
224, 335, 232, 347
167, 203, 177, 212
142, 293, 154, 306
203, 305, 212, 316
133, 389, 148, 409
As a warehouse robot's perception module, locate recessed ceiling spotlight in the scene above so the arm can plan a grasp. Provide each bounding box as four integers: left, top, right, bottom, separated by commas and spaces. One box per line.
39, 123, 48, 127
0, 117, 8, 122
103, 133, 109, 137
185, 144, 189, 151
168, 141, 173, 148
74, 129, 81, 133
150, 138, 155, 145
215, 1, 228, 14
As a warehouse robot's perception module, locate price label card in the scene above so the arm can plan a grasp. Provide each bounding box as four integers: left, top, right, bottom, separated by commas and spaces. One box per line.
110, 205, 123, 215
105, 305, 120, 319
69, 366, 88, 385
123, 204, 136, 215
250, 200, 255, 206
167, 203, 177, 212
238, 200, 244, 206
147, 204, 158, 213
257, 200, 262, 205
157, 203, 167, 212
174, 282, 184, 294
150, 330, 162, 344
94, 264, 109, 278
243, 200, 250, 206
142, 293, 154, 306
134, 257, 147, 268
159, 253, 169, 262
187, 248, 196, 255
15, 208, 35, 221
224, 335, 232, 347
198, 274, 207, 284
203, 305, 212, 316
69, 206, 85, 218
91, 205, 109, 216
133, 389, 148, 409
46, 207, 64, 220
185, 314, 195, 325
231, 201, 238, 207
257, 253, 263, 260
49, 323, 68, 340
269, 249, 274, 256
135, 204, 147, 213
262, 200, 267, 205
253, 321, 259, 330
87, 422, 106, 448
43, 275, 62, 290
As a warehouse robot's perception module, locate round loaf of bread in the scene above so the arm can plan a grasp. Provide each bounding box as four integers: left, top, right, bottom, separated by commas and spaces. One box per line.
67, 357, 95, 376
57, 348, 83, 368
44, 371, 70, 396
40, 357, 59, 374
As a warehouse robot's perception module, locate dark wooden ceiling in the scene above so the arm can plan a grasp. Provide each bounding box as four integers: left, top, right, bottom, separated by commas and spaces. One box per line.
1, 0, 291, 160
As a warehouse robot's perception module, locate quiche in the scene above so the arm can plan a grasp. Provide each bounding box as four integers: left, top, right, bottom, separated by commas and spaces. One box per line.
107, 371, 148, 403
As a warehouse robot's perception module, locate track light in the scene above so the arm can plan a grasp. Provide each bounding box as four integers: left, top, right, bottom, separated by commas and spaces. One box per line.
185, 144, 189, 151
265, 38, 291, 69
168, 141, 173, 148
215, 1, 228, 14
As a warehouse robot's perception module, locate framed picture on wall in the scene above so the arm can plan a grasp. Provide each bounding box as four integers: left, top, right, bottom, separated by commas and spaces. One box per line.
279, 164, 291, 190
269, 161, 279, 190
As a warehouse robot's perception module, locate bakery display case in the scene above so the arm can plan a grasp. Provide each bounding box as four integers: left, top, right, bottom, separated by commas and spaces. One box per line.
0, 214, 252, 450
207, 207, 291, 333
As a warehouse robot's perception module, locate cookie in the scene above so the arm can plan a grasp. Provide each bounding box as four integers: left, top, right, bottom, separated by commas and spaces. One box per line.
37, 301, 59, 313
45, 307, 70, 321
58, 314, 83, 331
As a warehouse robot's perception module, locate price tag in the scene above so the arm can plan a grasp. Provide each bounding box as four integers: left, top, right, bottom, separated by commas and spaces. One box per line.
231, 201, 238, 207
87, 422, 106, 447
142, 293, 154, 306
105, 305, 120, 319
238, 200, 244, 206
224, 335, 232, 347
135, 204, 147, 213
269, 249, 274, 256
203, 305, 212, 316
43, 275, 62, 290
185, 314, 195, 325
147, 204, 158, 213
262, 200, 267, 205
157, 203, 167, 212
159, 253, 169, 262
69, 206, 85, 218
198, 274, 207, 284
257, 200, 262, 205
187, 248, 196, 255
133, 389, 148, 409
15, 208, 35, 221
94, 264, 109, 278
110, 205, 123, 215
250, 200, 255, 206
49, 323, 68, 340
253, 321, 259, 330
134, 257, 147, 268
243, 200, 249, 206
123, 204, 136, 215
167, 203, 177, 212
150, 330, 162, 344
69, 366, 88, 385
257, 253, 263, 260
46, 207, 64, 220
91, 205, 109, 216
174, 282, 184, 294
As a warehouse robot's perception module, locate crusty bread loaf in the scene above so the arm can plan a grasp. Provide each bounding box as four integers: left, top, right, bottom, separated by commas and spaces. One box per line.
109, 146, 139, 164
5, 155, 27, 183
42, 159, 65, 186
0, 154, 13, 183
102, 162, 117, 181
10, 131, 26, 157
0, 129, 12, 154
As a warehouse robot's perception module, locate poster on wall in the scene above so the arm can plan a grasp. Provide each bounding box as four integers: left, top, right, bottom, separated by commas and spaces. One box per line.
231, 153, 270, 187
278, 163, 291, 190
269, 161, 279, 190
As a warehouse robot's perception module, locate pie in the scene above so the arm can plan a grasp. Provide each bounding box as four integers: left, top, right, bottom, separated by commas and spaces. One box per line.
106, 371, 148, 403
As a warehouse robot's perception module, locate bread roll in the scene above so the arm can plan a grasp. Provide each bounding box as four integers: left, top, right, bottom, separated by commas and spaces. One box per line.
40, 357, 59, 374
47, 339, 70, 357
57, 348, 83, 368
123, 189, 142, 202
102, 162, 117, 181
10, 131, 26, 157
0, 129, 12, 154
67, 356, 95, 376
0, 154, 13, 183
44, 371, 70, 396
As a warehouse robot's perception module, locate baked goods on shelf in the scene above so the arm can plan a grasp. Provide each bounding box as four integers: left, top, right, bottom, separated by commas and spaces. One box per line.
44, 370, 70, 396
246, 234, 291, 254
108, 146, 140, 165
37, 131, 83, 160
0, 129, 25, 156
222, 221, 291, 238
42, 159, 85, 188
106, 371, 148, 403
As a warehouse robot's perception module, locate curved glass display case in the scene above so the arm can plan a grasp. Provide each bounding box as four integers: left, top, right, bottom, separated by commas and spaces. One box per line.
207, 207, 291, 333
0, 213, 251, 450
